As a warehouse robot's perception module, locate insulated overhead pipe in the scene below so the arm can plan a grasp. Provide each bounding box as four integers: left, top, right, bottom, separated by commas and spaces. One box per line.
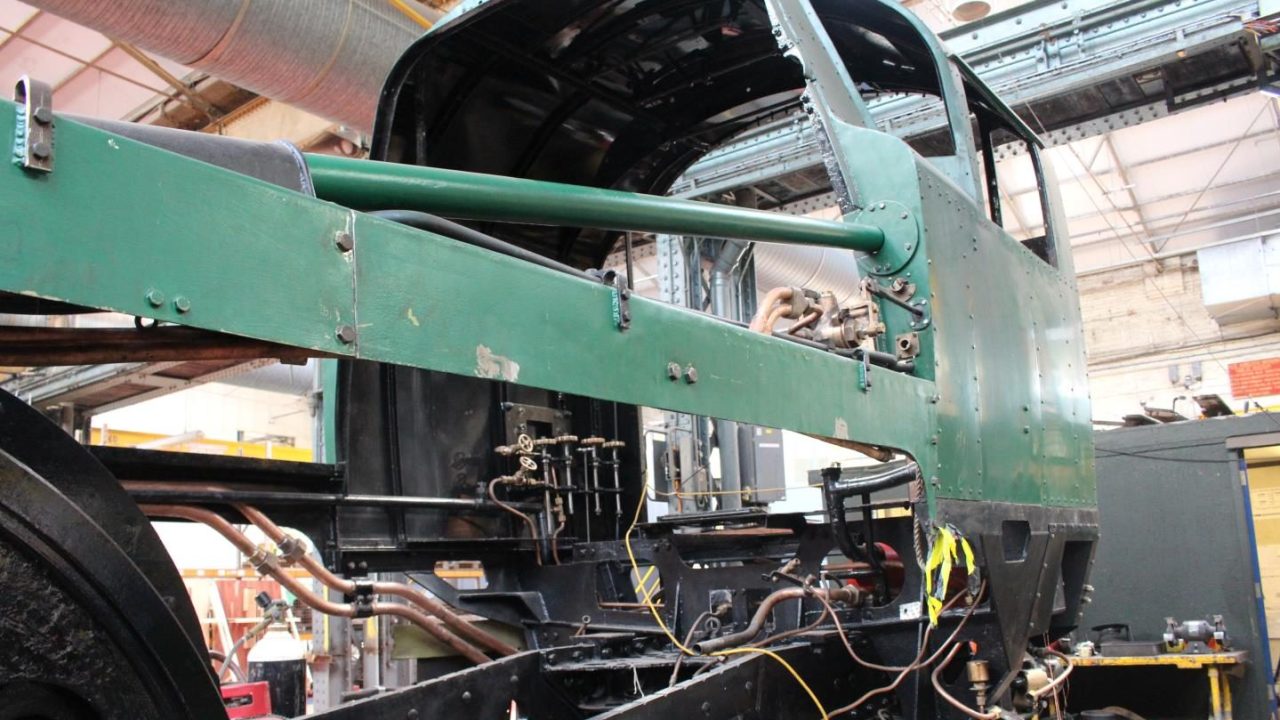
24, 0, 434, 132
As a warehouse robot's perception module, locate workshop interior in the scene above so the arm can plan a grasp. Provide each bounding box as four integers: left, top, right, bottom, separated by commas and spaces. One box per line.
1, 0, 1279, 718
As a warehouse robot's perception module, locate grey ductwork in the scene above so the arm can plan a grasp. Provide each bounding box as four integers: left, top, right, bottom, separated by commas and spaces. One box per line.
754, 242, 862, 307
220, 360, 318, 396
26, 0, 436, 133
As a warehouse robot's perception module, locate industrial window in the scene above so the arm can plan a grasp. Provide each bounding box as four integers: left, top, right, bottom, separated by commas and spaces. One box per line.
974, 114, 1057, 267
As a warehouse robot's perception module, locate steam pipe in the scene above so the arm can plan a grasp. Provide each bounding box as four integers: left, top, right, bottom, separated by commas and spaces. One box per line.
693, 586, 861, 653
709, 237, 751, 512
140, 504, 491, 665
306, 155, 886, 252
233, 503, 518, 657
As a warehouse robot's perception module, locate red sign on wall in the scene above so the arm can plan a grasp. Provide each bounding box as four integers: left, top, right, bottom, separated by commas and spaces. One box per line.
1228, 358, 1280, 399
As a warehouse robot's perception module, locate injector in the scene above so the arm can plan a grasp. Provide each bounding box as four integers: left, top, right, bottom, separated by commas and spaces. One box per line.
579, 437, 606, 516
602, 440, 625, 518
555, 435, 579, 516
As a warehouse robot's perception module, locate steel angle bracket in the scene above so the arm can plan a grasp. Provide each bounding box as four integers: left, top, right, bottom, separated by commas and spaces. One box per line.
13, 76, 53, 173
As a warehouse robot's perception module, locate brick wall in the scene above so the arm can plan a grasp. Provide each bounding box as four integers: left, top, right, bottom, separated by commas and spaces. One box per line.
1078, 257, 1280, 422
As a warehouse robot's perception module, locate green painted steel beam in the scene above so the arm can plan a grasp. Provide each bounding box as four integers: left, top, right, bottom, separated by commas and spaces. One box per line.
305, 154, 885, 253
0, 106, 936, 479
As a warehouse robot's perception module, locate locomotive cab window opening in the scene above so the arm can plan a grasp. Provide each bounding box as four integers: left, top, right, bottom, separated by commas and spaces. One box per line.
973, 108, 1058, 268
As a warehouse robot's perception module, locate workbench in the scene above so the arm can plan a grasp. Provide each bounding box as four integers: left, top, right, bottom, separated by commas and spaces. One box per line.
1070, 652, 1247, 720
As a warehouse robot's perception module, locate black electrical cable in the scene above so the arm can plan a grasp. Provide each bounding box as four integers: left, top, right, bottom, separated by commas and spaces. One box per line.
1094, 448, 1243, 465
370, 209, 596, 281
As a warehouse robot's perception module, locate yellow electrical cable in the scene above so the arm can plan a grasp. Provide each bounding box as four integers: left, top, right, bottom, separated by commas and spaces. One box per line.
710, 647, 828, 719
624, 480, 828, 719
388, 0, 433, 29
633, 565, 657, 594
624, 478, 695, 654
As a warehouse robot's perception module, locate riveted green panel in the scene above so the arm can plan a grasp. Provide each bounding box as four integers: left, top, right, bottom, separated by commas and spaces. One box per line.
0, 104, 356, 356
350, 211, 938, 459
916, 165, 1095, 509
0, 57, 1093, 513
0, 105, 937, 478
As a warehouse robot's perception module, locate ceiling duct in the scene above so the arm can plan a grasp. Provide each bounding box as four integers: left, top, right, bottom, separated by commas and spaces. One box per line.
25, 0, 434, 132
1198, 235, 1280, 325
754, 242, 863, 306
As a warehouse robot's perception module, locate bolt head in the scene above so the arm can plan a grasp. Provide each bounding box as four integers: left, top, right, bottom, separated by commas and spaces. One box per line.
683, 366, 698, 384
32, 105, 52, 125
336, 325, 357, 344
173, 296, 191, 314
666, 362, 682, 381
30, 141, 50, 159
145, 289, 165, 308
334, 230, 354, 253
461, 691, 472, 702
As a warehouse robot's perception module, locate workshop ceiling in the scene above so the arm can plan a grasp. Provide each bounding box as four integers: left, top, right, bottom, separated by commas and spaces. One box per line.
1037, 92, 1280, 273
0, 1, 193, 121
0, 0, 1274, 276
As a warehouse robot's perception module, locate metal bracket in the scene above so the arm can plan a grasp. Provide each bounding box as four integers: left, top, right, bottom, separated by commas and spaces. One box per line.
13, 76, 53, 173
346, 580, 376, 618
595, 269, 631, 331
856, 352, 871, 392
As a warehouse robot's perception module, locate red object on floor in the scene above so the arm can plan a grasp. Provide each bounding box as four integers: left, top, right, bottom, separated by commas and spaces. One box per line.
222, 681, 272, 718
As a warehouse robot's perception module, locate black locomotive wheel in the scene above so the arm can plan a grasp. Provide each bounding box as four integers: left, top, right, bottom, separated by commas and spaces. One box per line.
0, 391, 226, 720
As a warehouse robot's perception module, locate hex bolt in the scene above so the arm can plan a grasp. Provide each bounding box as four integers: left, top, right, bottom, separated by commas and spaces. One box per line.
461, 691, 472, 702
31, 141, 50, 159
145, 289, 165, 308
173, 296, 192, 314
32, 105, 52, 125
334, 230, 355, 253
406, 711, 419, 720
666, 362, 682, 381
684, 366, 698, 384
336, 325, 358, 344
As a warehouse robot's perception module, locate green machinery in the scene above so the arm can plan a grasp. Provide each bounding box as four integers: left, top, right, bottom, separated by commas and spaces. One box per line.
0, 1, 1097, 718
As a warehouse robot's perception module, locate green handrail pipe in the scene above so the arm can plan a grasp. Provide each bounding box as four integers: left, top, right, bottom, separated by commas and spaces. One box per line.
305, 154, 885, 253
